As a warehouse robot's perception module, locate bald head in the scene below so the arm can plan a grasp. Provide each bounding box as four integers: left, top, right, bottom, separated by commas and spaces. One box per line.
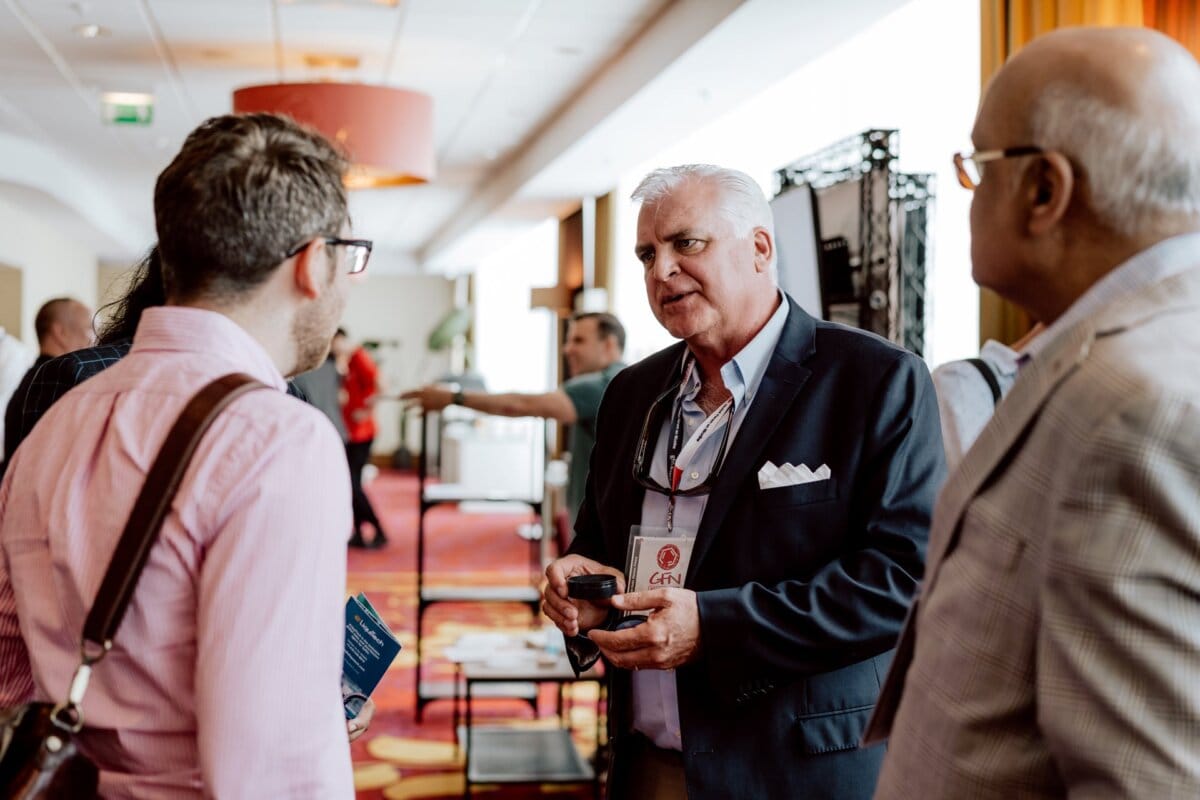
34, 297, 94, 357
978, 27, 1200, 237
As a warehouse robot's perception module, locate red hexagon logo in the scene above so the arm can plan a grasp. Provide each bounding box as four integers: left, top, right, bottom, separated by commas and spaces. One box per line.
656, 544, 681, 571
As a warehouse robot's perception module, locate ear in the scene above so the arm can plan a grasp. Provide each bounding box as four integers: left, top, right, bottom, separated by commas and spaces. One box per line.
752, 228, 774, 274
1025, 152, 1074, 236
292, 238, 328, 300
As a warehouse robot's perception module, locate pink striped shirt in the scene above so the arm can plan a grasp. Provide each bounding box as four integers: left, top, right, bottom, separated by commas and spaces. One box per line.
0, 307, 354, 798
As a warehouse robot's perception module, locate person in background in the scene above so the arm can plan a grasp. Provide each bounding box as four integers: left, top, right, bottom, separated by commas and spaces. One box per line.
931, 322, 1042, 470
0, 112, 368, 796
0, 249, 306, 476
29, 297, 94, 368
332, 328, 389, 549
867, 27, 1200, 798
4, 252, 164, 478
0, 327, 34, 455
402, 311, 627, 529
1, 297, 93, 454
293, 351, 350, 445
542, 164, 943, 799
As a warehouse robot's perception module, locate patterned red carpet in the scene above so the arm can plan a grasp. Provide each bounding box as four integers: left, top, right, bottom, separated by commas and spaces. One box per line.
347, 471, 603, 799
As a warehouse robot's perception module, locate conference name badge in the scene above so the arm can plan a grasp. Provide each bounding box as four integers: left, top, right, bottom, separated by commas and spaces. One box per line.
627, 527, 695, 593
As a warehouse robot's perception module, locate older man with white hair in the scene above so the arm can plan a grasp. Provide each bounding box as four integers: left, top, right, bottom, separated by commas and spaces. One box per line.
866, 26, 1200, 799
541, 164, 945, 799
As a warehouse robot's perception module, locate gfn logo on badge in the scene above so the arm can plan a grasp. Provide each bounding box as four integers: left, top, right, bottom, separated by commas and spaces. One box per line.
649, 544, 683, 586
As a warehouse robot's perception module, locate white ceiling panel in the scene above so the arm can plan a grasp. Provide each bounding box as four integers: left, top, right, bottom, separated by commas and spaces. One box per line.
0, 0, 908, 273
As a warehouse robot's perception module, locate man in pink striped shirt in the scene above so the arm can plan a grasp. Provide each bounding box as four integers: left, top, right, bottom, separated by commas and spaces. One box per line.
0, 114, 367, 797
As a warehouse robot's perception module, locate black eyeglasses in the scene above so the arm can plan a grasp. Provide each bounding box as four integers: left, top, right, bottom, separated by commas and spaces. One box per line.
286, 237, 373, 274
952, 146, 1044, 190
631, 384, 733, 497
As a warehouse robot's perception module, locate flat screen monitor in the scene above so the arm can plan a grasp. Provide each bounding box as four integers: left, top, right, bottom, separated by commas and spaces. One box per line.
770, 184, 823, 319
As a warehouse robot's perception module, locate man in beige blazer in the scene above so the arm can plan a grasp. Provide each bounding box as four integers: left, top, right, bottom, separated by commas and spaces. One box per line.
866, 26, 1200, 799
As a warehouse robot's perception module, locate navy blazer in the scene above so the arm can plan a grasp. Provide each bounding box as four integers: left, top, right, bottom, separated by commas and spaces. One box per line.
569, 296, 945, 800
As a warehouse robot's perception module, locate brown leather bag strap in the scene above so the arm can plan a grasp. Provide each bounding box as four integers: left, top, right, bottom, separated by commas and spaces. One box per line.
81, 373, 266, 649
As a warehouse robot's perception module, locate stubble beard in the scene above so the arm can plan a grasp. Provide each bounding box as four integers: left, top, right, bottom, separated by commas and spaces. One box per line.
289, 292, 343, 377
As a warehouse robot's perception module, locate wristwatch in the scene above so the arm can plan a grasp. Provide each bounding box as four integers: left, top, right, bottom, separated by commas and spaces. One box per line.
451, 388, 466, 407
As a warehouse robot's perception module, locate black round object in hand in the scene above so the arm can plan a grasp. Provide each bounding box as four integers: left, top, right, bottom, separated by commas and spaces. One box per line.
567, 574, 617, 601
611, 614, 648, 631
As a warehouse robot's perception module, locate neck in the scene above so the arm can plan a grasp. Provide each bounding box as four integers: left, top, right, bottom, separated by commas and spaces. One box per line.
686, 290, 779, 379
175, 294, 297, 376
1028, 226, 1197, 322
693, 376, 731, 415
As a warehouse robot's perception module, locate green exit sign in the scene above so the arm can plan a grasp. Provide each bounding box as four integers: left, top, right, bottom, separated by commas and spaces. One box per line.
108, 104, 153, 125
101, 92, 154, 126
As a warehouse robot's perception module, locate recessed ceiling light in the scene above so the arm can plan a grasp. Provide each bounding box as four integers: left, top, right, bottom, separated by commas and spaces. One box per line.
303, 53, 361, 70
280, 0, 399, 6
72, 23, 110, 39
102, 91, 154, 106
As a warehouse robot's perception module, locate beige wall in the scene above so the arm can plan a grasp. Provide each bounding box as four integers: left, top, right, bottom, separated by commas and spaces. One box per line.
341, 274, 455, 456
0, 196, 98, 344
0, 264, 21, 338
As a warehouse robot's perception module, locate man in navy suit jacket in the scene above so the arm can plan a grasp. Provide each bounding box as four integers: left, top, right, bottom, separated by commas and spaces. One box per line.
541, 164, 944, 800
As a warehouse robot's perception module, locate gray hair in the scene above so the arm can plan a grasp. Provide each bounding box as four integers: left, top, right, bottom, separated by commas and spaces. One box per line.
1027, 82, 1200, 237
631, 164, 775, 243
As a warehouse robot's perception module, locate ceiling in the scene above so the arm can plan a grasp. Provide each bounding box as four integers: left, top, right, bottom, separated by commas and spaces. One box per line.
0, 0, 910, 274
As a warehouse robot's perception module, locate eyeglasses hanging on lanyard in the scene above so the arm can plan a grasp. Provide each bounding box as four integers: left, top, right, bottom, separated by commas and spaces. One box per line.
631, 362, 734, 531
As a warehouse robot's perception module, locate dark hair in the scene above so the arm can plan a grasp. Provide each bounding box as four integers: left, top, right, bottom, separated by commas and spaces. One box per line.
154, 113, 348, 303
34, 298, 78, 343
571, 311, 625, 353
96, 246, 166, 345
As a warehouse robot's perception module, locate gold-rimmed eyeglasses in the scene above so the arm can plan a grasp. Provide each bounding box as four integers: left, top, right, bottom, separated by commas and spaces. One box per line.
952, 146, 1044, 190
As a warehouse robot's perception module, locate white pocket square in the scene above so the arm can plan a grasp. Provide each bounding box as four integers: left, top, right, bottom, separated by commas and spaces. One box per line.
758, 461, 831, 489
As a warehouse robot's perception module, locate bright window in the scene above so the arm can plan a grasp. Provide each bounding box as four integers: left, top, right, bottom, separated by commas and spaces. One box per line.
612, 0, 981, 367
472, 218, 559, 393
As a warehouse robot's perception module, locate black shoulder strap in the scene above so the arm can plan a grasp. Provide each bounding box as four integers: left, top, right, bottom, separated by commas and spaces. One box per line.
965, 358, 1002, 405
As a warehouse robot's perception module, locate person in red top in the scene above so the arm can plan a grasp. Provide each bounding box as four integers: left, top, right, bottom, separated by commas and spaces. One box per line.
332, 328, 388, 548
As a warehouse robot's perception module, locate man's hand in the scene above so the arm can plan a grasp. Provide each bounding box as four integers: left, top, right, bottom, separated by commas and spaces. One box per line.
400, 386, 453, 412
347, 698, 375, 743
542, 555, 625, 637
587, 588, 701, 671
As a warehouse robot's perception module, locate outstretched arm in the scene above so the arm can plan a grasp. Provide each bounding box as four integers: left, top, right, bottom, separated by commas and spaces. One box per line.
402, 385, 578, 423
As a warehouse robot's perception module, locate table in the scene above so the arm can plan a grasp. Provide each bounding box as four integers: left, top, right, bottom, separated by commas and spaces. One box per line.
449, 631, 603, 798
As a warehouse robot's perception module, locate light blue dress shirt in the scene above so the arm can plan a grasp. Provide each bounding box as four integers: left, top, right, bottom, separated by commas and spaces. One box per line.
632, 291, 790, 750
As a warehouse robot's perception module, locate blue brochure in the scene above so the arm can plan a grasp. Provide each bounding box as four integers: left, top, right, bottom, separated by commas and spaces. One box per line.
342, 592, 402, 719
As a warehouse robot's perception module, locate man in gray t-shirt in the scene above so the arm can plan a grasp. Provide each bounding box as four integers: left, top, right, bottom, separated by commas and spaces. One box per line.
402, 312, 625, 527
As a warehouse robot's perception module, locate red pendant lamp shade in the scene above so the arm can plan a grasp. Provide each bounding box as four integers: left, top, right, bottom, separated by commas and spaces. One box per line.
233, 82, 435, 188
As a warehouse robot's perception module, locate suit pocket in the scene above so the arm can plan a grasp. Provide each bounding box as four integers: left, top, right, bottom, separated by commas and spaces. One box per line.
795, 704, 875, 755
758, 478, 838, 508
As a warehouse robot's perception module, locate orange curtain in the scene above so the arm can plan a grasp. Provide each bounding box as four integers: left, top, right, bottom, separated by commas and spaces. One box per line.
1144, 1, 1200, 58
977, 0, 1144, 346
